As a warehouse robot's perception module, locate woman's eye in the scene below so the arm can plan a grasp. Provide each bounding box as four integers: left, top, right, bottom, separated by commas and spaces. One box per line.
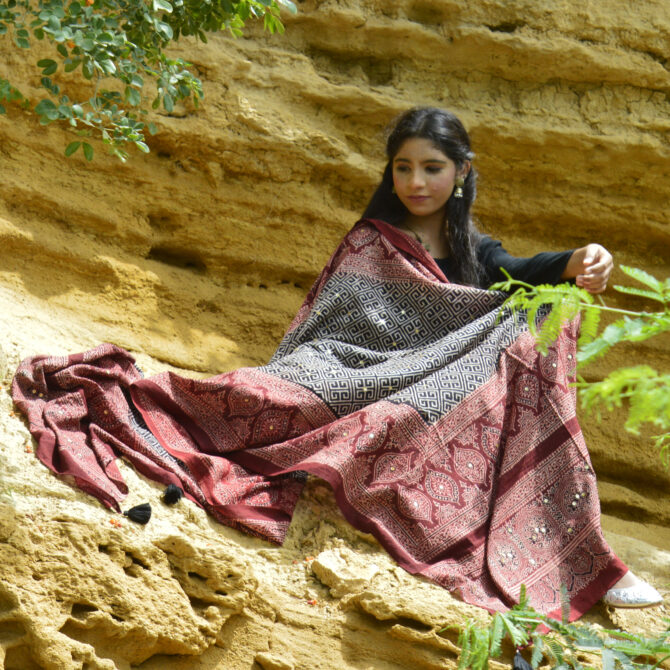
394, 165, 410, 173
426, 166, 443, 174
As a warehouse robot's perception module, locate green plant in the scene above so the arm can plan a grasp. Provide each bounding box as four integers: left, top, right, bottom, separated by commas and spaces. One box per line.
492, 265, 670, 467
0, 0, 296, 160
456, 586, 670, 670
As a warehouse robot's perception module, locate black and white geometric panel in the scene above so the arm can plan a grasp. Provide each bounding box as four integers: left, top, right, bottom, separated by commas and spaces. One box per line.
264, 274, 529, 424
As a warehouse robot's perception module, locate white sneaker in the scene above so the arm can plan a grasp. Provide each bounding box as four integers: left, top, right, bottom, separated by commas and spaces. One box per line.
603, 578, 663, 608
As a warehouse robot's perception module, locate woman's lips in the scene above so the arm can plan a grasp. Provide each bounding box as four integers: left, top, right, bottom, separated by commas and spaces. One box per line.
408, 195, 429, 201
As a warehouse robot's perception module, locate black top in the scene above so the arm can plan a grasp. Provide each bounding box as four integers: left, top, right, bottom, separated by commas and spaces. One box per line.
435, 235, 574, 287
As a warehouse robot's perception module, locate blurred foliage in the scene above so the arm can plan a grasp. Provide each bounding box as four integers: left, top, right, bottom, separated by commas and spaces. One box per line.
0, 0, 296, 160
492, 265, 670, 467
455, 585, 670, 670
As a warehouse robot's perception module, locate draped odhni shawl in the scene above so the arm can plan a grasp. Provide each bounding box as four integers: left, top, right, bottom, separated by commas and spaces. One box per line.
12, 218, 626, 620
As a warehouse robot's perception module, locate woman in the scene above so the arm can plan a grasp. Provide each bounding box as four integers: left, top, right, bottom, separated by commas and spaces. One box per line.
12, 108, 661, 618
361, 106, 661, 609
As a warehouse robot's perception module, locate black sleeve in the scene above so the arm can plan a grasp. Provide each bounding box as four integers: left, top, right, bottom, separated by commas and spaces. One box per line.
478, 236, 574, 286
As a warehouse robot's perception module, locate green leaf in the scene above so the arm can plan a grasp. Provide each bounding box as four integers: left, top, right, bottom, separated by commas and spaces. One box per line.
99, 59, 116, 75
82, 142, 94, 160
64, 58, 81, 73
530, 634, 544, 668
148, 122, 157, 135
57, 43, 68, 57
125, 86, 141, 106
163, 92, 174, 112
277, 0, 298, 13
489, 614, 504, 656
16, 37, 30, 48
156, 20, 173, 39
153, 0, 173, 12
613, 285, 666, 304
619, 265, 663, 293
35, 98, 59, 120
0, 103, 5, 114
136, 141, 150, 153
38, 59, 58, 75
65, 141, 81, 156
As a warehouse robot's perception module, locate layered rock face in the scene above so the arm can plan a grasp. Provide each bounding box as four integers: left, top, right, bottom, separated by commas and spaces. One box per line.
0, 0, 668, 668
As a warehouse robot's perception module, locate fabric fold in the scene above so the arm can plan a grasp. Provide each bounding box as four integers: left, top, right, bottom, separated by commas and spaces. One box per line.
11, 218, 626, 618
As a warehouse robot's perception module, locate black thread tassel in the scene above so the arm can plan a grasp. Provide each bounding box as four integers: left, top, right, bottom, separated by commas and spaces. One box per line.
163, 484, 184, 505
513, 651, 533, 670
123, 502, 152, 524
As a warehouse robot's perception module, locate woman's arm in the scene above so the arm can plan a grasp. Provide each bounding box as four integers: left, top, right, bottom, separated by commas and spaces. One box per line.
560, 244, 613, 294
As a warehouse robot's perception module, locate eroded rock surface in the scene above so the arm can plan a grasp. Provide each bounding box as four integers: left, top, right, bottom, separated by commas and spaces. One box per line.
0, 0, 668, 667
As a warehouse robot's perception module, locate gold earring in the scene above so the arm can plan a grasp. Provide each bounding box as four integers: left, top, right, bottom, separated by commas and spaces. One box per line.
454, 176, 465, 199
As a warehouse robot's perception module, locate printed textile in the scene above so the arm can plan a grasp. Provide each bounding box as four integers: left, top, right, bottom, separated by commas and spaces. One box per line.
12, 218, 626, 620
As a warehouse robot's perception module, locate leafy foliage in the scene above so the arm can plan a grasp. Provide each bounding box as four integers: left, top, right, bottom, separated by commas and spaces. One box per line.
0, 0, 296, 160
491, 265, 670, 467
454, 586, 670, 670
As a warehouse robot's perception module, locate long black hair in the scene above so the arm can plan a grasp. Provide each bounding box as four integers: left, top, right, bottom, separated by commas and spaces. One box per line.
362, 107, 483, 287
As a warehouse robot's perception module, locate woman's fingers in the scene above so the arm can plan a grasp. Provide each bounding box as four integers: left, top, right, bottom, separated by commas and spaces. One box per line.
576, 244, 613, 293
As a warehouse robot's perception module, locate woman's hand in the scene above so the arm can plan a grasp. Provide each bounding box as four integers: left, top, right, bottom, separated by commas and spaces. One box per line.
562, 244, 613, 294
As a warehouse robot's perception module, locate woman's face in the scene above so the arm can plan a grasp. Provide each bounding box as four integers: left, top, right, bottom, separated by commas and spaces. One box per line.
392, 138, 459, 220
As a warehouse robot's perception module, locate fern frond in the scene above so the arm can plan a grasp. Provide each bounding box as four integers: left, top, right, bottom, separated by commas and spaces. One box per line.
546, 638, 565, 663
579, 367, 670, 441
490, 614, 504, 656
518, 584, 529, 609
653, 433, 670, 469
531, 634, 545, 668
578, 305, 601, 347
458, 621, 474, 670
471, 626, 492, 670
612, 649, 635, 670
602, 648, 616, 670
619, 265, 664, 293
501, 614, 530, 648
614, 285, 667, 304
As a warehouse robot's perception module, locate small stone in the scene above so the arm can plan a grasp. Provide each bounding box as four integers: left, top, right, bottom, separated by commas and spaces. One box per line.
255, 651, 295, 670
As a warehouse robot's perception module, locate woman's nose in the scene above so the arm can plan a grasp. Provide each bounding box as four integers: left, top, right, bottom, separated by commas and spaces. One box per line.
409, 171, 425, 188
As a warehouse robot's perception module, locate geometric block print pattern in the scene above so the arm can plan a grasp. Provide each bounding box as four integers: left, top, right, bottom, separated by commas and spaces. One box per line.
266, 272, 522, 423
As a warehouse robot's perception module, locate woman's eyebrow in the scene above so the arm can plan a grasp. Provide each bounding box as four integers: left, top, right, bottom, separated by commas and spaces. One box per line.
393, 157, 447, 164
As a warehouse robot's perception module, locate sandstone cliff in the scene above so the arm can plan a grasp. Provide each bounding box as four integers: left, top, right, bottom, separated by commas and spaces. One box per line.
0, 0, 668, 668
